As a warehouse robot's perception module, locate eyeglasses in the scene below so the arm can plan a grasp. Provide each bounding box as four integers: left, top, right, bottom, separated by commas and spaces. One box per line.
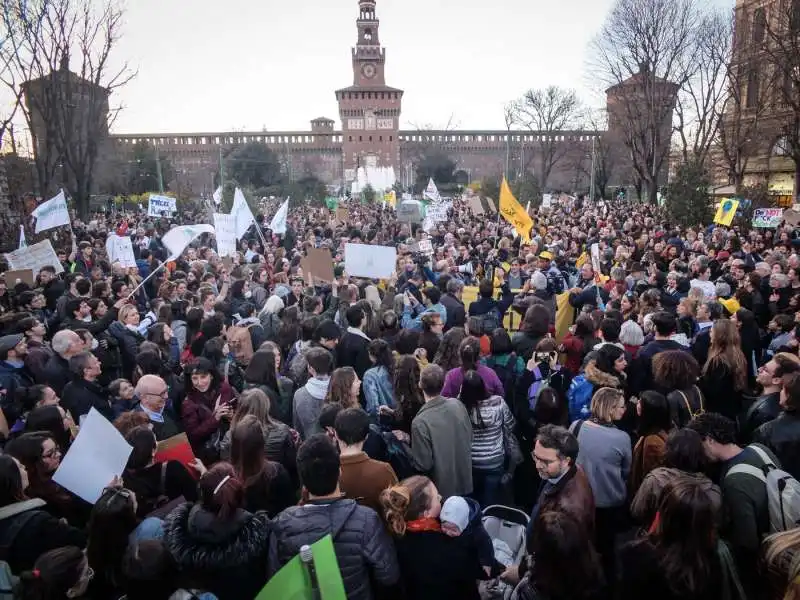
147, 389, 169, 399
42, 446, 61, 459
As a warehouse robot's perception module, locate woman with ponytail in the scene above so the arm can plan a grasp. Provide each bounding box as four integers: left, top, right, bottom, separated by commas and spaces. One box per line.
380, 475, 485, 600
441, 337, 504, 398
14, 546, 92, 600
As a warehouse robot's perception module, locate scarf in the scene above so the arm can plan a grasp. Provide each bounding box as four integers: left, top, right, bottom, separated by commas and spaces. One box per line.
406, 517, 441, 533
347, 326, 371, 342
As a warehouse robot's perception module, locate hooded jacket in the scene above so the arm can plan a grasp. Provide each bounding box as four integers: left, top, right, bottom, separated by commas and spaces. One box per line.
162, 503, 271, 600
292, 376, 330, 440
268, 498, 400, 600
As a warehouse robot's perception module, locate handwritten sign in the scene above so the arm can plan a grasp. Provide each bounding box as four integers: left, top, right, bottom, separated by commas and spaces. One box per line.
213, 213, 238, 257
345, 243, 396, 279
752, 208, 784, 228
105, 235, 137, 268
4, 239, 64, 275
147, 194, 177, 217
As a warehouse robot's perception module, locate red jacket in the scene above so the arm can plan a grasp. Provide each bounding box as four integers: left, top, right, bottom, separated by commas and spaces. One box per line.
181, 381, 235, 447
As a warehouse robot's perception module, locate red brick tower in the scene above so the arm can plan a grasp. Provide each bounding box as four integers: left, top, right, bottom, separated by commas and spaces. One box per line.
336, 0, 403, 181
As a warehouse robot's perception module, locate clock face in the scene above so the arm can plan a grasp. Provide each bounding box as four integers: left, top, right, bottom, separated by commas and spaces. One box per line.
361, 63, 376, 79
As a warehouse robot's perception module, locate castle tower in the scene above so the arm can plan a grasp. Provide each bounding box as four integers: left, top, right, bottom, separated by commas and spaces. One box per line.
336, 0, 403, 181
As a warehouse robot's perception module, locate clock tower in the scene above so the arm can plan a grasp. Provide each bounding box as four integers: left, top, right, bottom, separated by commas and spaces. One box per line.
336, 0, 403, 181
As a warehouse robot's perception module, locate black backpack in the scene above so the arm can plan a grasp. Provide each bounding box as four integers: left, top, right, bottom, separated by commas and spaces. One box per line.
491, 354, 519, 407
369, 425, 415, 480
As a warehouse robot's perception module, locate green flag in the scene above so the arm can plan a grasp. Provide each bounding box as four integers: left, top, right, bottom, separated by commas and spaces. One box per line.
255, 535, 346, 600
325, 197, 338, 210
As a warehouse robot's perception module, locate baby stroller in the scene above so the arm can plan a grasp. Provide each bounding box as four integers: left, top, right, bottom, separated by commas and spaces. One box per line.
480, 505, 530, 600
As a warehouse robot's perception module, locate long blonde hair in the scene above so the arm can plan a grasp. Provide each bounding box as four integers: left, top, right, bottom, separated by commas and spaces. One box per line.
702, 320, 747, 391
764, 528, 800, 600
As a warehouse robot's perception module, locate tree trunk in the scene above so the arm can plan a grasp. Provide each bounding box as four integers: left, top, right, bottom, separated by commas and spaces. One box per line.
648, 178, 659, 205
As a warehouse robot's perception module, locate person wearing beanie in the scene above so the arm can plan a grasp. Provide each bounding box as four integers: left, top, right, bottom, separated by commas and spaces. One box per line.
440, 496, 504, 577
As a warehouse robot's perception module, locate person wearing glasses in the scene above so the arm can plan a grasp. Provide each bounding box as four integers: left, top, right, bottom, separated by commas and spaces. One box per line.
133, 374, 181, 440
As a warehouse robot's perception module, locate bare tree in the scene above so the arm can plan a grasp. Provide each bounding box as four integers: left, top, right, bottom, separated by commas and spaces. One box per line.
0, 0, 134, 217
590, 0, 698, 204
674, 7, 732, 167
512, 86, 584, 190
759, 0, 800, 198
714, 8, 774, 191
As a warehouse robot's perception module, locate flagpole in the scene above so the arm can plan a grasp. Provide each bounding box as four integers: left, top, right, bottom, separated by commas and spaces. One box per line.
126, 262, 167, 299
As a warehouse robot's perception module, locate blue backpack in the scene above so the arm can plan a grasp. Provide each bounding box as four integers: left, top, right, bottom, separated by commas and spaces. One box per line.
567, 375, 594, 423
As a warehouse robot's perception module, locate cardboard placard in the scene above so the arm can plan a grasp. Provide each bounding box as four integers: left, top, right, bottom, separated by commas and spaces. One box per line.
335, 207, 349, 223
4, 239, 64, 275
468, 196, 485, 215
301, 247, 335, 283
2, 269, 35, 287
397, 202, 422, 223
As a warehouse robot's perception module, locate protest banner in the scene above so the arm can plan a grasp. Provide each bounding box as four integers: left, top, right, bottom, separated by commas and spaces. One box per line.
752, 208, 784, 228
397, 202, 422, 223
4, 239, 64, 275
213, 213, 238, 257
148, 194, 177, 217
32, 189, 70, 233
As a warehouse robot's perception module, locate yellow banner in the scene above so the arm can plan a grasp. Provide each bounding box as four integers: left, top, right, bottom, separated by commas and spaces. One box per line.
499, 177, 533, 243
555, 291, 574, 342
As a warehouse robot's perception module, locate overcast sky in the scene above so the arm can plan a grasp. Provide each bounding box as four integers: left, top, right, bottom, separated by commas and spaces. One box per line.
109, 0, 733, 135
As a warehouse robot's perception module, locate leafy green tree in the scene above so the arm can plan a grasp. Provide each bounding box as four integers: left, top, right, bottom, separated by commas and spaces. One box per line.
663, 159, 712, 228
480, 177, 501, 203
225, 142, 282, 189
362, 184, 376, 204
127, 141, 174, 195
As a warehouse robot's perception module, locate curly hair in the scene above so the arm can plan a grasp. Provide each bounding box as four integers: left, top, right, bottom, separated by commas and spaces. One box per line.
652, 350, 700, 390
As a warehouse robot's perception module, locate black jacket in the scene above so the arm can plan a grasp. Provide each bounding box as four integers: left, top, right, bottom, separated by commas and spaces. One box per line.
754, 412, 800, 480
62, 378, 115, 422
107, 321, 144, 379
441, 293, 466, 331
268, 498, 400, 600
42, 354, 71, 396
0, 499, 86, 573
741, 392, 781, 443
163, 503, 272, 600
393, 529, 485, 600
337, 330, 372, 379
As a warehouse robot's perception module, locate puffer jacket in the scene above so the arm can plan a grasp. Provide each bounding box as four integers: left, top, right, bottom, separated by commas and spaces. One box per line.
268, 498, 400, 600
162, 503, 271, 600
470, 395, 519, 471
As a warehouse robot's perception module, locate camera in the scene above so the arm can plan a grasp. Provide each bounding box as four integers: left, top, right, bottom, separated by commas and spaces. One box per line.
411, 252, 429, 267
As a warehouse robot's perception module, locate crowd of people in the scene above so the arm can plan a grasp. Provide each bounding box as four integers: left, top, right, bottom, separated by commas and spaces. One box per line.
0, 193, 799, 599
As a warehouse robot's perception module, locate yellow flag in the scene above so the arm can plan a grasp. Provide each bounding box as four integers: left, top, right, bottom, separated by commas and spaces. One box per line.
713, 198, 739, 227
499, 177, 534, 243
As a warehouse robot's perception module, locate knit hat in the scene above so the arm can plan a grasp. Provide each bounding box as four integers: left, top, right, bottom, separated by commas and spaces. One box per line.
440, 496, 470, 534
0, 334, 24, 356
531, 271, 548, 291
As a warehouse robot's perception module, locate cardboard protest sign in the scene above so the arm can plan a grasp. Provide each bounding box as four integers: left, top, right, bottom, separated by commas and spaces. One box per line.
468, 196, 485, 215
301, 247, 335, 283
155, 433, 197, 477
752, 208, 784, 228
213, 213, 238, 257
148, 194, 177, 217
105, 235, 137, 268
2, 269, 35, 287
4, 239, 64, 275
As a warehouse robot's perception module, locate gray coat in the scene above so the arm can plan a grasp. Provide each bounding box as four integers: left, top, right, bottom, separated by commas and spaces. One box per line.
268, 499, 399, 600
410, 396, 474, 498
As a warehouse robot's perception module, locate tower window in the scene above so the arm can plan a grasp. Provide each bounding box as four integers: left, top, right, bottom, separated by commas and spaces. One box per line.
364, 28, 372, 41
389, 136, 393, 142
379, 136, 383, 141
349, 136, 353, 142
359, 136, 362, 142
752, 7, 766, 43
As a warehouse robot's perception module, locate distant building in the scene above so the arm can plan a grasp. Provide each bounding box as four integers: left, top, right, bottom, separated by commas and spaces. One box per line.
22, 56, 112, 200
102, 1, 672, 197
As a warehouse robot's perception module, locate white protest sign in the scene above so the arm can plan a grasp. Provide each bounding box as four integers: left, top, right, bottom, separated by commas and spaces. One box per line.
32, 189, 70, 233
4, 239, 64, 275
542, 194, 552, 209
752, 208, 784, 228
427, 204, 448, 223
418, 239, 434, 255
53, 408, 132, 504
397, 202, 422, 223
232, 188, 256, 239
590, 243, 602, 275
148, 194, 177, 217
213, 213, 238, 257
345, 243, 397, 279
105, 235, 137, 268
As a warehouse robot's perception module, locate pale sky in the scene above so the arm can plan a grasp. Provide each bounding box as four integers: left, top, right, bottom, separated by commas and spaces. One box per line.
109, 0, 734, 135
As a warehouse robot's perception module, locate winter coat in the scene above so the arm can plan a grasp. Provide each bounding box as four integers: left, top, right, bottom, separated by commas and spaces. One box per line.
469, 395, 519, 471
337, 328, 372, 379
441, 364, 505, 399
628, 431, 668, 497
268, 498, 400, 600
441, 293, 466, 331
0, 498, 87, 573
220, 420, 297, 484
754, 412, 800, 480
61, 378, 115, 422
181, 381, 235, 455
162, 503, 271, 600
42, 353, 71, 396
107, 321, 145, 379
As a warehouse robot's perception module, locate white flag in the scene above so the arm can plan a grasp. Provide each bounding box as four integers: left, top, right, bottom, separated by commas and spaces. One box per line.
18, 225, 26, 249
423, 178, 441, 203
212, 186, 223, 206
231, 188, 256, 239
161, 224, 216, 260
32, 189, 70, 233
269, 199, 289, 235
